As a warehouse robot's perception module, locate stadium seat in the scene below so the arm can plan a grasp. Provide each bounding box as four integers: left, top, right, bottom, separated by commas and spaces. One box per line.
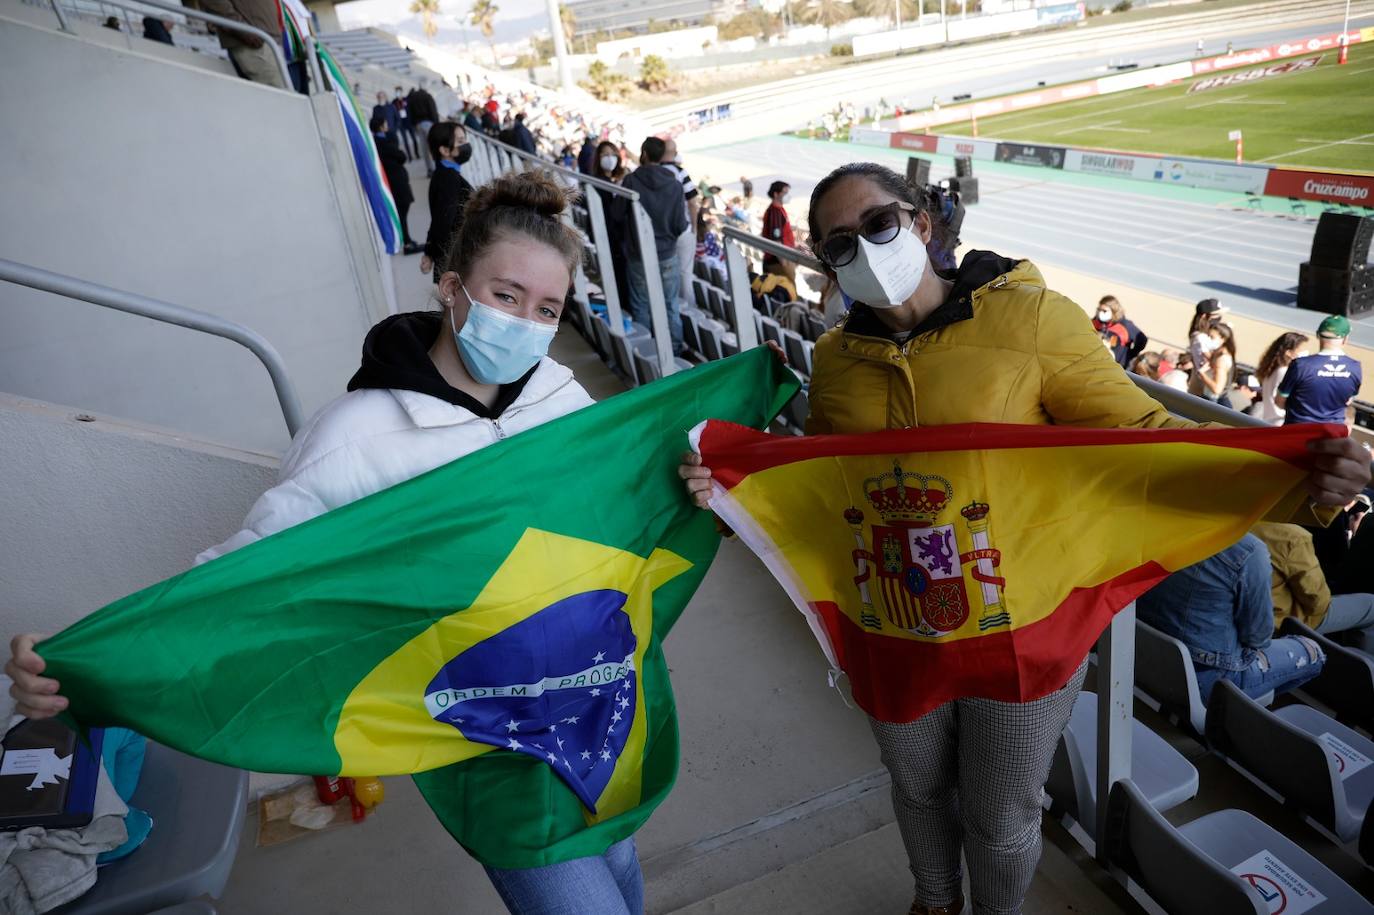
802, 310, 828, 343
780, 387, 809, 434
710, 265, 727, 290
610, 331, 640, 386
694, 260, 708, 281
1289, 196, 1308, 216
1104, 779, 1374, 915
1044, 691, 1198, 840
1280, 616, 1374, 733
58, 743, 247, 915
698, 319, 726, 362
630, 349, 691, 384
801, 340, 815, 376
682, 312, 703, 357
781, 328, 809, 376
1206, 678, 1374, 843
1244, 192, 1262, 210
758, 315, 783, 346
1133, 619, 1272, 737
722, 333, 740, 357
694, 279, 709, 312
707, 287, 725, 322
591, 313, 613, 362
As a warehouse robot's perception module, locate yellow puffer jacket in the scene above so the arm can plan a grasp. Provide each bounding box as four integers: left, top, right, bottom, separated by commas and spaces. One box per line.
806, 254, 1192, 434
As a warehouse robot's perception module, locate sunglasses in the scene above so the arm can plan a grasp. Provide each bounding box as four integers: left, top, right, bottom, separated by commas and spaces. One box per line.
818, 202, 918, 268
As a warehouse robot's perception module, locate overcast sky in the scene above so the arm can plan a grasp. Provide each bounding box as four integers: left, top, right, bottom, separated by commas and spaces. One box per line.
338, 0, 557, 43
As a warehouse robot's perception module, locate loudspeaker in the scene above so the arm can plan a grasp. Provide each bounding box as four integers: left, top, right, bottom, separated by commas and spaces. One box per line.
906, 156, 931, 187
1298, 261, 1374, 316
1309, 212, 1373, 271
955, 155, 974, 178
948, 176, 979, 205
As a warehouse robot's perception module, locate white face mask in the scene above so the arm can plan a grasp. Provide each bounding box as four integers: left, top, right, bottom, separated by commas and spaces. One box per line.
1096, 309, 1112, 322
599, 154, 618, 173
673, 154, 683, 166
781, 192, 790, 204
833, 221, 927, 308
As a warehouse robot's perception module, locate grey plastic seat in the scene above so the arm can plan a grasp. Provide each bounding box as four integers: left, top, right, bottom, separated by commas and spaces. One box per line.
610, 332, 640, 385
801, 340, 815, 376
1044, 691, 1198, 838
55, 744, 247, 915
693, 279, 709, 311
758, 316, 783, 346
1134, 619, 1272, 737
681, 312, 703, 357
1207, 679, 1374, 843
698, 320, 725, 362
780, 328, 808, 375
1281, 616, 1374, 733
781, 387, 809, 434
1106, 778, 1373, 915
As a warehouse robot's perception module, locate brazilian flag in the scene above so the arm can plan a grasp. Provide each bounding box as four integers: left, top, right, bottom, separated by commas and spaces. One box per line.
39, 348, 798, 868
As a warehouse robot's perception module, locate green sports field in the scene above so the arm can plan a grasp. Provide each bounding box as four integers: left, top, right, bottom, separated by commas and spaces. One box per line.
942, 43, 1374, 172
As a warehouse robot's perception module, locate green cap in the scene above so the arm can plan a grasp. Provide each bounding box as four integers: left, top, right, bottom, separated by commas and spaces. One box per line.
1317, 314, 1351, 338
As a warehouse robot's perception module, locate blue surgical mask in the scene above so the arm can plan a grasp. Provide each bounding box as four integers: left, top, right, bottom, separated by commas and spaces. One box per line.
451, 283, 557, 385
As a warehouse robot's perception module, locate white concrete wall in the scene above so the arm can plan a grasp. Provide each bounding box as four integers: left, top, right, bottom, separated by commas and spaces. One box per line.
0, 393, 277, 639
0, 10, 385, 455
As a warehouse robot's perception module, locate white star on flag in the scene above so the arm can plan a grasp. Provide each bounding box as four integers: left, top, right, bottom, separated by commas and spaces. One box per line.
580, 750, 592, 760
618, 696, 630, 710
562, 716, 580, 725
592, 651, 606, 663
547, 752, 557, 763
505, 720, 520, 733
600, 750, 612, 762
508, 738, 522, 751
611, 711, 622, 723
590, 688, 601, 696
563, 758, 572, 770
550, 724, 557, 732
557, 737, 565, 750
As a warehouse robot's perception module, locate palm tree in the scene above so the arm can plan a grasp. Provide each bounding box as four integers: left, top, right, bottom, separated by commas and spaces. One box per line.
851, 0, 891, 21
409, 0, 441, 40
470, 0, 500, 68
797, 0, 851, 37
558, 2, 578, 51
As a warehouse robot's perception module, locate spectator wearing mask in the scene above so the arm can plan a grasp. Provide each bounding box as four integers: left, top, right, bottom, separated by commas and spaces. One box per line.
370, 115, 421, 256
1255, 331, 1310, 425
394, 87, 418, 159
512, 113, 537, 155
1254, 521, 1374, 655
1160, 349, 1190, 391
1137, 535, 1325, 703
1187, 298, 1226, 374
662, 138, 700, 317
199, 0, 287, 89
142, 16, 174, 43
1093, 295, 1147, 367
620, 137, 688, 354
762, 181, 797, 280
1278, 315, 1363, 427
421, 122, 474, 285
592, 141, 631, 315
372, 91, 399, 139
407, 85, 440, 176
1188, 321, 1235, 403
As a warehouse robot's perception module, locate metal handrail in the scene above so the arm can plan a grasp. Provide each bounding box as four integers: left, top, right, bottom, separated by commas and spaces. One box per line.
46, 0, 292, 89
722, 224, 824, 273
0, 258, 305, 437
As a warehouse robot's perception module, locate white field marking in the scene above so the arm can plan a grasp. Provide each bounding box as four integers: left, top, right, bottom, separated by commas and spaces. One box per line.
1213, 99, 1289, 104
1185, 93, 1249, 109
1296, 137, 1374, 146
1095, 126, 1151, 132
1055, 119, 1122, 135
1260, 132, 1374, 161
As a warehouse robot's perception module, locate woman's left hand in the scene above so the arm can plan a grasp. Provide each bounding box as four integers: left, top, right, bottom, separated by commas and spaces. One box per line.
1305, 436, 1372, 506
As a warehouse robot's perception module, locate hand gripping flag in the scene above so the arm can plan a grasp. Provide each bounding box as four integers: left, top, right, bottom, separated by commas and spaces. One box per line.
691, 420, 1339, 724
37, 348, 798, 869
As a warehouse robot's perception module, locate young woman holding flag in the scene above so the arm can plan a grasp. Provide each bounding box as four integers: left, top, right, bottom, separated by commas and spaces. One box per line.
9, 171, 652, 915
681, 162, 1370, 915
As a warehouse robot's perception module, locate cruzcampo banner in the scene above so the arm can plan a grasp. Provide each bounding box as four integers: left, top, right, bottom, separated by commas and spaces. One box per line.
691, 420, 1337, 724
38, 348, 799, 869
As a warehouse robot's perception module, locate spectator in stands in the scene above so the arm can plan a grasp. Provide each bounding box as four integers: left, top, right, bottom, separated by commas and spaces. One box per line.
371, 115, 421, 256
1278, 315, 1363, 428
680, 160, 1369, 915
752, 262, 798, 305
1093, 295, 1146, 367
1097, 322, 1129, 364
1188, 321, 1235, 403
621, 136, 688, 354
421, 122, 474, 285
512, 113, 538, 155
1160, 349, 1190, 391
740, 176, 753, 203
762, 181, 797, 280
142, 16, 173, 44
1255, 331, 1309, 425
9, 170, 657, 915
1227, 372, 1261, 415
1186, 298, 1226, 375
481, 106, 500, 139
592, 141, 631, 313
372, 91, 399, 139
499, 116, 518, 148
577, 134, 599, 174
1137, 535, 1325, 702
1254, 521, 1374, 654
200, 0, 287, 90
407, 85, 440, 177
102, 15, 120, 30
393, 87, 419, 160
1130, 351, 1165, 382
662, 138, 700, 317
463, 102, 482, 132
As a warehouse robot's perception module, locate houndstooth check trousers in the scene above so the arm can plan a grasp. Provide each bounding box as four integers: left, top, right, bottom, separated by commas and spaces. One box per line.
867, 656, 1090, 915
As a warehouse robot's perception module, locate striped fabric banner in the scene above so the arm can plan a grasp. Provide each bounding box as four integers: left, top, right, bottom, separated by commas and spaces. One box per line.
316, 43, 404, 255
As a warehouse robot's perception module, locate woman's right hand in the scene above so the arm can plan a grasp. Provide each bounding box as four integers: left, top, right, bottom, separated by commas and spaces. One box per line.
5, 634, 67, 719
678, 451, 714, 510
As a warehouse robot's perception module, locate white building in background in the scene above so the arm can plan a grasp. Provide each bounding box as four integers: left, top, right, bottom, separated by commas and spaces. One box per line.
595, 25, 719, 61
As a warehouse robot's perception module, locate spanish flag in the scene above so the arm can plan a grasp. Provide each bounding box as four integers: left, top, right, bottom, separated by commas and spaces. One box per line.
691, 420, 1337, 723
37, 349, 798, 869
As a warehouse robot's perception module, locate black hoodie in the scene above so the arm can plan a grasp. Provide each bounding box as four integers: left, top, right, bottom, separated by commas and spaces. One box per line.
347, 312, 535, 420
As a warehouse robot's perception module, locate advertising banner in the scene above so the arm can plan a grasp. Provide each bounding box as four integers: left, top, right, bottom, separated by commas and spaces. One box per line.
890, 132, 939, 152
1193, 29, 1365, 74
1264, 168, 1374, 205
850, 127, 893, 148
1149, 158, 1268, 194
1037, 2, 1086, 26
936, 136, 1000, 161
1187, 56, 1321, 93
995, 142, 1066, 169
1095, 61, 1195, 93
1063, 149, 1160, 180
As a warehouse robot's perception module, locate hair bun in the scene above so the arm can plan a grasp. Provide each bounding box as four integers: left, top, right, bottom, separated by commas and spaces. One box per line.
473, 170, 572, 220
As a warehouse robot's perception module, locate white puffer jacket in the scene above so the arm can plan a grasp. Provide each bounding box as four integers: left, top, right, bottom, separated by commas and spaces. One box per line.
196, 356, 593, 565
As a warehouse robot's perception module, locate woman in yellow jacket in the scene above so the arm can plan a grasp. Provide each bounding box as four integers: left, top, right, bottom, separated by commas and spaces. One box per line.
682, 162, 1370, 915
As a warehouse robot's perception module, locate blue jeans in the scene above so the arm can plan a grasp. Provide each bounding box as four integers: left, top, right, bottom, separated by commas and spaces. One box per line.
627, 252, 683, 355
484, 838, 643, 915
1317, 592, 1374, 654
1194, 636, 1325, 704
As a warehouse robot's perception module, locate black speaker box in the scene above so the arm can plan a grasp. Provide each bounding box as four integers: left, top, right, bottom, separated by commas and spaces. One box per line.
1309, 212, 1373, 271
906, 156, 931, 187
955, 155, 974, 178
1298, 261, 1374, 316
948, 176, 979, 205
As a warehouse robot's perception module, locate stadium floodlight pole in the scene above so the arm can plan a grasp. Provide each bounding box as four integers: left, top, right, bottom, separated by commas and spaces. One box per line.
546, 0, 573, 94
941, 0, 948, 43
894, 0, 901, 33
